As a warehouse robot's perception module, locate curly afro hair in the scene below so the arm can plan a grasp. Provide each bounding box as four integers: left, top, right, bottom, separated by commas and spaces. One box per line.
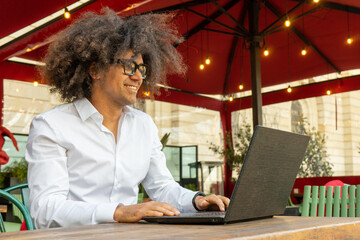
41, 8, 186, 102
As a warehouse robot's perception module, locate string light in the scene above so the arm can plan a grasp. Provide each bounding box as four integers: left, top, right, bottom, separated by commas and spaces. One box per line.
347, 36, 353, 44
263, 6, 269, 56
284, 0, 291, 28
313, 0, 319, 3
301, 48, 307, 56
64, 0, 70, 19
143, 91, 150, 97
285, 16, 291, 27
326, 89, 331, 95
205, 4, 211, 66
287, 85, 292, 93
264, 47, 269, 56
229, 96, 234, 102
239, 39, 244, 93
200, 31, 205, 70
205, 57, 211, 65
64, 8, 71, 19
33, 81, 38, 87
346, 8, 352, 45
301, 8, 306, 56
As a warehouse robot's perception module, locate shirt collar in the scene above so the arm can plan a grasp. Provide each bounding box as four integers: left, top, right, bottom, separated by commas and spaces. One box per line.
73, 98, 133, 121
122, 105, 131, 114
73, 98, 100, 121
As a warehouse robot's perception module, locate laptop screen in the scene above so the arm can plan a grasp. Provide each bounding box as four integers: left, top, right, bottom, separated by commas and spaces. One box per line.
225, 126, 310, 222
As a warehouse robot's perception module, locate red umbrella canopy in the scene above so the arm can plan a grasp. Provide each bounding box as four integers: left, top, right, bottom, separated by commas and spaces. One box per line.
166, 0, 360, 95
1, 0, 359, 96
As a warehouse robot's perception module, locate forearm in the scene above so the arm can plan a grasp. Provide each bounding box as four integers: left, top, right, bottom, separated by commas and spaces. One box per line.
143, 179, 197, 213
144, 121, 198, 212
32, 196, 118, 228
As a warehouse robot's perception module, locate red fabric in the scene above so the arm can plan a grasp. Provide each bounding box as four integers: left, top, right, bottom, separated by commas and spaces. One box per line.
324, 180, 345, 187
0, 126, 19, 165
20, 220, 27, 231
293, 176, 360, 195
325, 179, 345, 194
2, 1, 360, 96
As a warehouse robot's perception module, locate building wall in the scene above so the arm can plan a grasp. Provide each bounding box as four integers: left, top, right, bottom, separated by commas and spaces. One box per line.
232, 90, 360, 176
3, 79, 62, 134
2, 79, 63, 166
145, 100, 224, 194
342, 92, 360, 175
3, 79, 360, 178
145, 100, 222, 164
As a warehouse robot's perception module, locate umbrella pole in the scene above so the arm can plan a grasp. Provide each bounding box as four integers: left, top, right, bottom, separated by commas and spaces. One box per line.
248, 0, 263, 128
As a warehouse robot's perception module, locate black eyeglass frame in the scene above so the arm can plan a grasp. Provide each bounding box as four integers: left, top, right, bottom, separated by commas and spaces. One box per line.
111, 59, 149, 80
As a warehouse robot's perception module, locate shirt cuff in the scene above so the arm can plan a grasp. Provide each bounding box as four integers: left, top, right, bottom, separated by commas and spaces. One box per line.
93, 203, 119, 224
192, 191, 206, 211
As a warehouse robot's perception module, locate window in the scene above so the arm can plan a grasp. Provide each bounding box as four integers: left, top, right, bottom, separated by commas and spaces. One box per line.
291, 101, 303, 132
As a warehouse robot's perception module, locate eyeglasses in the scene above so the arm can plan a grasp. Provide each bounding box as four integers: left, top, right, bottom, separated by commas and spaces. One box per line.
111, 59, 149, 79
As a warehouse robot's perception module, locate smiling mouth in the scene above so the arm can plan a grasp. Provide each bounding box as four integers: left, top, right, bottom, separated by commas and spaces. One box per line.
125, 84, 137, 91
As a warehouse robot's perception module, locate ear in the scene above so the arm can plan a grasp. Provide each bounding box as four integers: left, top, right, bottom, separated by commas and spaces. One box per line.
89, 63, 99, 80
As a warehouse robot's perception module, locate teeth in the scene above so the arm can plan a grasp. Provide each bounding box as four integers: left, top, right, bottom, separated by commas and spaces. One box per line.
126, 85, 137, 90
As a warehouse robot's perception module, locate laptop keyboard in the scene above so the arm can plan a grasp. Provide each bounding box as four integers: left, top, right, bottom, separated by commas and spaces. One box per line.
180, 211, 226, 217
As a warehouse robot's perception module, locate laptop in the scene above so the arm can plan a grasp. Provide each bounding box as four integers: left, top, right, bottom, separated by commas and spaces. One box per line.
143, 126, 310, 224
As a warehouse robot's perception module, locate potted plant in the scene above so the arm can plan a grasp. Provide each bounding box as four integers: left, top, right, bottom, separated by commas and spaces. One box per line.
294, 115, 333, 177
209, 122, 252, 182
0, 158, 28, 189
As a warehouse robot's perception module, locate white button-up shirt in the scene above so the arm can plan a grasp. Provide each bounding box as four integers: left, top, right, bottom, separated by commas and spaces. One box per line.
26, 98, 197, 229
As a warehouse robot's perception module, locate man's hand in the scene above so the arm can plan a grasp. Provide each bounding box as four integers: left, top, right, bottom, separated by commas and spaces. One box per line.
195, 194, 230, 211
113, 201, 180, 222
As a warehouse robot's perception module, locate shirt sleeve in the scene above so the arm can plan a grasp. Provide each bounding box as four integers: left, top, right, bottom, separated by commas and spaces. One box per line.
141, 117, 198, 213
26, 115, 118, 229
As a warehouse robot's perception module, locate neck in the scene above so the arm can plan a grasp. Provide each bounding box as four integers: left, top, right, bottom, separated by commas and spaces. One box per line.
88, 94, 123, 140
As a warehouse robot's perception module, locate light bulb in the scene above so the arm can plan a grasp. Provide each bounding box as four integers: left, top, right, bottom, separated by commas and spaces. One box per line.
285, 18, 291, 27
301, 49, 307, 56
199, 63, 205, 70
239, 84, 244, 90
264, 48, 269, 56
326, 89, 331, 95
143, 91, 150, 97
313, 0, 319, 3
205, 57, 210, 65
229, 96, 234, 102
347, 37, 353, 44
33, 81, 38, 87
287, 86, 292, 93
64, 8, 71, 19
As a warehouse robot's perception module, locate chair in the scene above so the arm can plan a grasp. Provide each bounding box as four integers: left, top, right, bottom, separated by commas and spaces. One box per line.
301, 185, 360, 217
137, 193, 144, 203
287, 196, 303, 215
0, 183, 34, 232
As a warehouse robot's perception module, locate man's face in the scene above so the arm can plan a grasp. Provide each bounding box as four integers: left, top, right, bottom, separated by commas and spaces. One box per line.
96, 50, 144, 108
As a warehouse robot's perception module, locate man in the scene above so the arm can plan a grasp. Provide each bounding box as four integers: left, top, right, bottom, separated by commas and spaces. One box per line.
26, 9, 229, 229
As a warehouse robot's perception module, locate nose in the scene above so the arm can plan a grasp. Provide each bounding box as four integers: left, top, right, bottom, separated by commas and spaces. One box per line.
130, 69, 143, 82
